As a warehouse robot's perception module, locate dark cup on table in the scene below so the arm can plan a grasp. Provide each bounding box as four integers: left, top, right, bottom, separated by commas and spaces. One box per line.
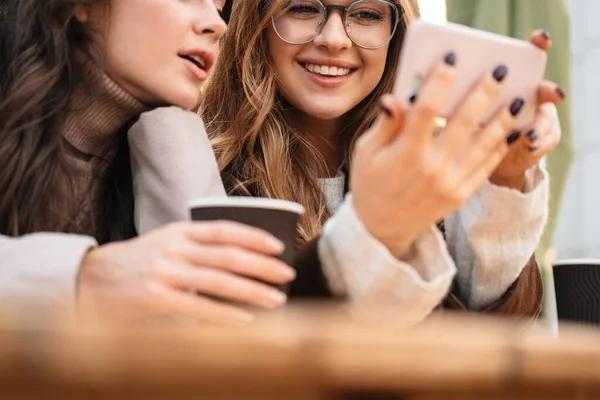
553, 259, 600, 326
190, 197, 304, 285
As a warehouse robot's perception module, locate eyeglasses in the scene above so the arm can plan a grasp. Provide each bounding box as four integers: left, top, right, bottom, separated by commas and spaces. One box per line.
272, 0, 403, 50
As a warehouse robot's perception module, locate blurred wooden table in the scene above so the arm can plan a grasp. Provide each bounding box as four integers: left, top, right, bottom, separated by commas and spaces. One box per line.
0, 304, 599, 399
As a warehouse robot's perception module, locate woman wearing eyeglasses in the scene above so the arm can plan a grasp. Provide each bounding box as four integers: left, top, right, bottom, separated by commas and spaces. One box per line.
131, 0, 564, 324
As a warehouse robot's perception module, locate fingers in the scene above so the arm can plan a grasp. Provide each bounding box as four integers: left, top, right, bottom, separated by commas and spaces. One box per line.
523, 103, 561, 155
357, 94, 406, 151
538, 80, 566, 105
464, 140, 511, 194
158, 284, 256, 326
401, 52, 457, 151
176, 220, 285, 255
166, 240, 296, 285
440, 65, 511, 157
529, 29, 552, 51
157, 260, 287, 310
457, 99, 516, 182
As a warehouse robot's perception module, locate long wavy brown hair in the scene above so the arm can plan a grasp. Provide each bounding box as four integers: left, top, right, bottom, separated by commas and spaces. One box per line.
0, 0, 135, 241
203, 0, 419, 242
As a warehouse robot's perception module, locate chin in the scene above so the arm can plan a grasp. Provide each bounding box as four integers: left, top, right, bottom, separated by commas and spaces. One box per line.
300, 104, 348, 120
168, 91, 201, 110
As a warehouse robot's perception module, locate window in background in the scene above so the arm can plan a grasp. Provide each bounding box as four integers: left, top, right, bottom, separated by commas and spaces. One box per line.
418, 0, 447, 24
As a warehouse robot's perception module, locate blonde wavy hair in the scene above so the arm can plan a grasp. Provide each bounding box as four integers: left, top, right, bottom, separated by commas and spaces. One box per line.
202, 0, 420, 242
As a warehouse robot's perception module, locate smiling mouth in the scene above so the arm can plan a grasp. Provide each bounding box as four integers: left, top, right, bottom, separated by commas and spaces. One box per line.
179, 55, 206, 71
300, 62, 356, 77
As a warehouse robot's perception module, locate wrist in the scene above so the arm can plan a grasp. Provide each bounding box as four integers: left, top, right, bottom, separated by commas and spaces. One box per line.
379, 235, 416, 259
489, 173, 527, 192
351, 196, 418, 258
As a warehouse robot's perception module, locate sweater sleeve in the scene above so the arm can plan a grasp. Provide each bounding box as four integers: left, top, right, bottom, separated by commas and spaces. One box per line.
128, 107, 226, 234
0, 233, 96, 308
317, 194, 457, 325
444, 163, 548, 310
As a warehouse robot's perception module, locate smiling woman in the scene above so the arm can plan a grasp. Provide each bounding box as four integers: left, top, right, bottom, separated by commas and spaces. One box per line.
203, 0, 419, 241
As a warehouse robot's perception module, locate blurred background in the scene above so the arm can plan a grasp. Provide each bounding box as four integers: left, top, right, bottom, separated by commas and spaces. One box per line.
422, 0, 599, 261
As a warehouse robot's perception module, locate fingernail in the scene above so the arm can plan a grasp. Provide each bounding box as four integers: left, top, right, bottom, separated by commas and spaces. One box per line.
510, 98, 525, 116
409, 92, 418, 104
540, 30, 551, 41
280, 266, 296, 281
493, 65, 509, 82
267, 290, 287, 306
556, 86, 566, 99
530, 145, 539, 152
444, 51, 457, 66
379, 99, 392, 117
267, 238, 285, 254
507, 131, 521, 145
526, 129, 539, 141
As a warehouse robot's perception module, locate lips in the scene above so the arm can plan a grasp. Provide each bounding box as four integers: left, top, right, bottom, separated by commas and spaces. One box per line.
180, 54, 205, 71
178, 50, 215, 75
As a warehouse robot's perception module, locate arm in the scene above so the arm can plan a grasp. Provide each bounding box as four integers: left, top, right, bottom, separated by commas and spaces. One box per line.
293, 195, 457, 326
442, 255, 543, 320
0, 233, 96, 308
128, 107, 226, 234
443, 163, 548, 313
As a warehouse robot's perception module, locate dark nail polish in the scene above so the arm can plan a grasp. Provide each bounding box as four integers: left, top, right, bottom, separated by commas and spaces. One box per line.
510, 98, 525, 116
507, 131, 521, 145
493, 65, 509, 82
379, 101, 392, 117
526, 129, 539, 141
444, 52, 457, 66
540, 30, 551, 41
556, 86, 566, 99
409, 92, 418, 104
530, 145, 539, 152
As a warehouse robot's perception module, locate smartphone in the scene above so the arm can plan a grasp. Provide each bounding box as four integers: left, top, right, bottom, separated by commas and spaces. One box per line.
393, 20, 547, 130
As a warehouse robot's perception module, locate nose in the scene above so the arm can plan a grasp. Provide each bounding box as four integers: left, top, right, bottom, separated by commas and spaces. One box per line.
193, 4, 227, 43
312, 12, 352, 53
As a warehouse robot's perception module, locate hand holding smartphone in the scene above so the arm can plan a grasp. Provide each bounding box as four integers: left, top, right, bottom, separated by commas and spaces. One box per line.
394, 20, 547, 129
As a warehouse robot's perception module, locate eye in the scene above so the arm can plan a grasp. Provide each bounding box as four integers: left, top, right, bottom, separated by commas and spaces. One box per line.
287, 2, 322, 16
348, 8, 386, 25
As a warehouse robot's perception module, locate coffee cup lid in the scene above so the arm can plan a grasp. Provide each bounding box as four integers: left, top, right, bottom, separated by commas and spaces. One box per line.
188, 197, 305, 215
553, 259, 600, 267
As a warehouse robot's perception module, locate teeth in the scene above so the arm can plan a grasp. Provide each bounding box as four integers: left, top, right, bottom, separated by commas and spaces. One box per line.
189, 55, 205, 68
304, 63, 351, 77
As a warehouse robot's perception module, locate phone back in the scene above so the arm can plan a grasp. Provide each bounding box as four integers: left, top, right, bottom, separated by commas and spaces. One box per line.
394, 20, 547, 129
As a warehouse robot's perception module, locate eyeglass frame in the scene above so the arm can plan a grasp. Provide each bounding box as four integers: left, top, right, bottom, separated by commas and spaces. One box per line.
271, 0, 404, 50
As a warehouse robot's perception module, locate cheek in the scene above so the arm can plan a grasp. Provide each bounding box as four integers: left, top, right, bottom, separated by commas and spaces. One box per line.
106, 13, 176, 71
267, 29, 292, 77
99, 1, 191, 105
363, 49, 388, 90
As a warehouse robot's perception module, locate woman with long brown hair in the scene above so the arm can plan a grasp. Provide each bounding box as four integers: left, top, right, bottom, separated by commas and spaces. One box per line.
131, 0, 564, 323
0, 0, 300, 325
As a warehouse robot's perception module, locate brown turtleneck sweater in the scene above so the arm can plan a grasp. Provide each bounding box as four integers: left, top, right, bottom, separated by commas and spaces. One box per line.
62, 64, 149, 237
0, 65, 148, 307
